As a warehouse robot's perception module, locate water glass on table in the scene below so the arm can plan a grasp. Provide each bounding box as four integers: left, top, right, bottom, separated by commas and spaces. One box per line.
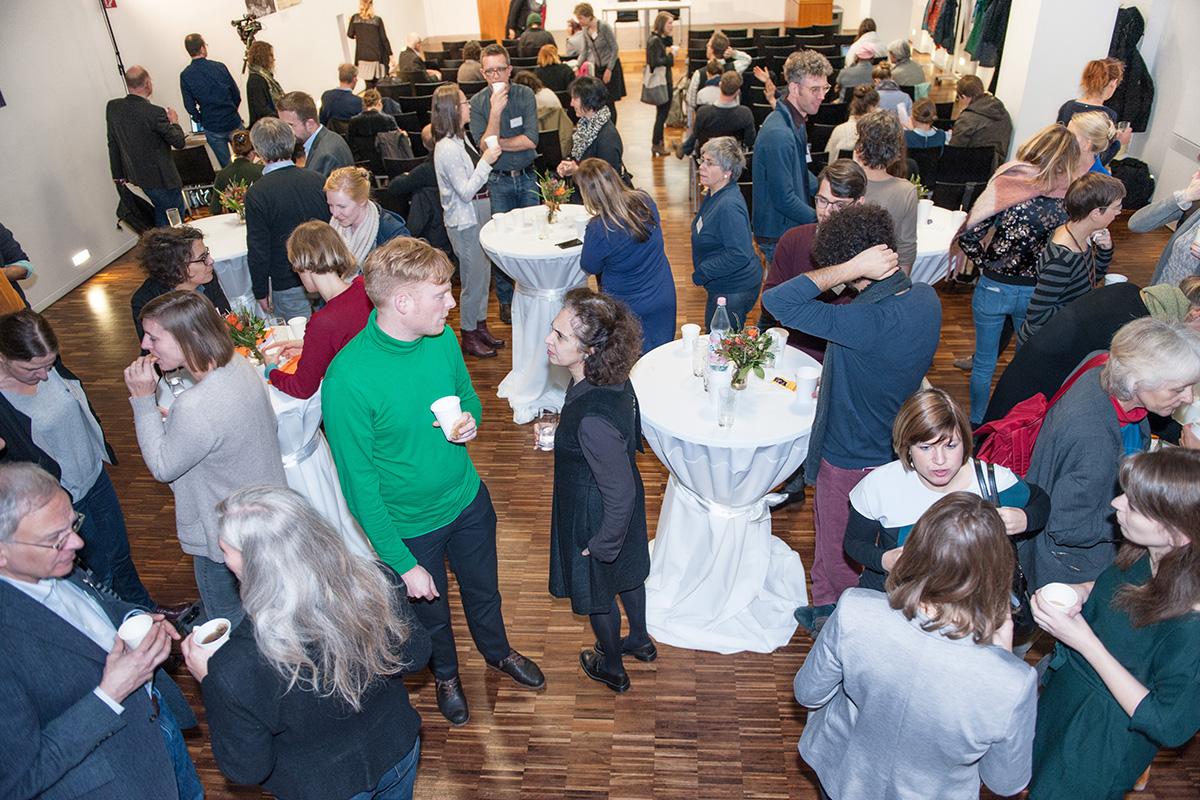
166, 207, 182, 227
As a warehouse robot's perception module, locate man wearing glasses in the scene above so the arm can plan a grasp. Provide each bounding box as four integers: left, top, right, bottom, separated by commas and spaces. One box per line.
0, 462, 204, 799
469, 43, 539, 324
751, 50, 833, 266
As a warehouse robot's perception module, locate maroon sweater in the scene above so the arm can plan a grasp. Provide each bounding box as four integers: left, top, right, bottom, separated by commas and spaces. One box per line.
762, 223, 853, 363
269, 276, 374, 399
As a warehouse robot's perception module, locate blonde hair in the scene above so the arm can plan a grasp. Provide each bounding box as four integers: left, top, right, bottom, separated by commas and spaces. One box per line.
537, 43, 561, 66
357, 0, 375, 19
1068, 110, 1116, 155
363, 237, 455, 307
324, 166, 372, 204
287, 221, 358, 279
1015, 124, 1082, 191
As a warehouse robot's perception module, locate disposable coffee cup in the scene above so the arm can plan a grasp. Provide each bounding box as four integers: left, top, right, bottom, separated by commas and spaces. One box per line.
918, 198, 933, 226
430, 395, 464, 440
681, 323, 700, 352
287, 316, 307, 339
117, 613, 154, 650
484, 134, 499, 150
1104, 273, 1128, 285
795, 365, 821, 403
1039, 582, 1078, 610
193, 617, 232, 650
491, 82, 505, 95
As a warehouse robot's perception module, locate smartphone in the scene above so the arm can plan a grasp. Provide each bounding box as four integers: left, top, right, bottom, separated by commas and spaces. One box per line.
556, 238, 583, 249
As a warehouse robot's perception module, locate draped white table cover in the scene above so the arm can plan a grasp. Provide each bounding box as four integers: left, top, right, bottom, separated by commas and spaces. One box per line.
189, 213, 265, 318
630, 340, 818, 654
912, 205, 968, 286
479, 204, 592, 424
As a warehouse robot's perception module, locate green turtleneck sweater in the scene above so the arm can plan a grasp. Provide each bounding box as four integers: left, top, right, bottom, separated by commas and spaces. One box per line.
323, 312, 483, 574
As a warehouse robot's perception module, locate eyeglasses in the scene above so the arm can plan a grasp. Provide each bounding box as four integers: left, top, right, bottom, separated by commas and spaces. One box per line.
13, 513, 86, 551
482, 66, 510, 76
188, 249, 212, 264
815, 195, 855, 211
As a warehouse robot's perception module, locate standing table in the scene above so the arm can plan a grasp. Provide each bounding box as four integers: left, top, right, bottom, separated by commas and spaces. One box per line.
188, 213, 263, 317
630, 340, 818, 654
911, 205, 968, 286
479, 204, 592, 424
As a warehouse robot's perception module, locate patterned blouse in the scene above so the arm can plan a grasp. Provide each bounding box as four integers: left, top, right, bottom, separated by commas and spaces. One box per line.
957, 196, 1068, 283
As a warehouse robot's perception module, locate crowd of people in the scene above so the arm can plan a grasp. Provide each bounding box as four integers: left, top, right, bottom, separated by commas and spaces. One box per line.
4, 8, 1200, 800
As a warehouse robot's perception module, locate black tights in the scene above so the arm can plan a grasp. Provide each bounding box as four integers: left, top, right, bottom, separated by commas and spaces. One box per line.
588, 585, 649, 673
652, 101, 670, 145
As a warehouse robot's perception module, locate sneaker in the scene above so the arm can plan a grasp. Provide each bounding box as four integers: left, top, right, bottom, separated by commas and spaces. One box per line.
952, 356, 973, 371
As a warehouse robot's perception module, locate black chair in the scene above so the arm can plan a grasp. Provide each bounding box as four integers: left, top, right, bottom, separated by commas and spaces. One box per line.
738, 181, 753, 215
327, 118, 351, 137
688, 29, 715, 45
350, 133, 386, 176
809, 150, 830, 171
534, 123, 563, 174
383, 156, 427, 178
407, 132, 428, 158
411, 81, 446, 94
827, 55, 845, 71
933, 118, 955, 132
752, 27, 781, 40
511, 56, 538, 68
794, 34, 827, 48
837, 148, 854, 160
898, 84, 917, 99
377, 82, 413, 101
442, 40, 467, 59
688, 57, 709, 74
441, 58, 465, 70
502, 38, 520, 49
932, 146, 997, 211
935, 101, 956, 120
908, 146, 941, 186
760, 35, 792, 49
830, 33, 856, 47
810, 44, 840, 58
810, 102, 849, 125
459, 80, 487, 98
744, 84, 767, 105
722, 28, 749, 38
765, 45, 794, 70
751, 103, 773, 128
440, 66, 459, 84
808, 122, 837, 153
728, 37, 754, 50
554, 89, 571, 108
397, 94, 434, 124
806, 24, 840, 37
391, 111, 420, 132
423, 50, 447, 67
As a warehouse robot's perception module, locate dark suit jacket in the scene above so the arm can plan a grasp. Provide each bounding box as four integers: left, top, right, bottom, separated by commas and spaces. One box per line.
0, 572, 196, 800
320, 88, 364, 125
105, 94, 186, 189
245, 165, 331, 298
306, 127, 354, 177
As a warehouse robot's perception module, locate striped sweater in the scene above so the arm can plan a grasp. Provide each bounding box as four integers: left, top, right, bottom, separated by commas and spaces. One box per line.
1018, 241, 1112, 344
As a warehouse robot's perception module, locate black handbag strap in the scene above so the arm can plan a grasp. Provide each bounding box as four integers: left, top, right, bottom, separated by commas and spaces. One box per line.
973, 459, 1000, 506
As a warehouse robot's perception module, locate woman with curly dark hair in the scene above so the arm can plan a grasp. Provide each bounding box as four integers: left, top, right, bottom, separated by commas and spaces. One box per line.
545, 287, 653, 692
130, 226, 230, 342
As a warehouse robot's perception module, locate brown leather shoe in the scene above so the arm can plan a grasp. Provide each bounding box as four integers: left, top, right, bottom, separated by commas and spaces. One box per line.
476, 322, 506, 349
460, 329, 497, 358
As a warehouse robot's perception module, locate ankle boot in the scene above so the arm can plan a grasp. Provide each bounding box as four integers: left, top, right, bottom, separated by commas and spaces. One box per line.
476, 321, 506, 349
460, 329, 497, 358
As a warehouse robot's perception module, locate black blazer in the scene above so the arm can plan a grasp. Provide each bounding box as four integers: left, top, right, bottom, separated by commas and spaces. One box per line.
0, 572, 196, 800
200, 571, 431, 800
244, 165, 331, 299
105, 94, 186, 189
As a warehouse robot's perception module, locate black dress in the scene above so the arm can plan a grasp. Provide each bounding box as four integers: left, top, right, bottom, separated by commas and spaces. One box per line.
549, 379, 650, 615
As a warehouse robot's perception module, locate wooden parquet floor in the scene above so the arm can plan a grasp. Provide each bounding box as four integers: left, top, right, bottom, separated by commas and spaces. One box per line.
36, 60, 1200, 800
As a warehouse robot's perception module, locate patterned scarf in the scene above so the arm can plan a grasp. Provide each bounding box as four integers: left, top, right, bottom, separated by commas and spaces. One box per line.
571, 106, 612, 162
250, 65, 283, 102
332, 201, 381, 267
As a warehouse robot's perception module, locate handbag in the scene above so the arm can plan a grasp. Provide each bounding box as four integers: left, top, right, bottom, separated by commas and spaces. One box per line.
640, 65, 670, 106
974, 460, 1037, 639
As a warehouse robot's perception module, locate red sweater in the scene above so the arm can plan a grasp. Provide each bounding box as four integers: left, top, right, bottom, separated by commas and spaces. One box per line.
762, 223, 852, 363
269, 276, 374, 399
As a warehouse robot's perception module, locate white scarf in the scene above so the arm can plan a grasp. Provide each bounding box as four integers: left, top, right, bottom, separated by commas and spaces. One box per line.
333, 201, 381, 266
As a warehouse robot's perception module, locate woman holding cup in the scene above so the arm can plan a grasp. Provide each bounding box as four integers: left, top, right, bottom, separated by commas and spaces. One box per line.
265, 221, 374, 399
430, 84, 506, 359
545, 287, 652, 692
182, 485, 431, 800
1028, 448, 1200, 799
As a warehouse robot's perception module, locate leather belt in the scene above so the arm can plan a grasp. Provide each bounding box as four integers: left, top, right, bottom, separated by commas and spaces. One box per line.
491, 166, 533, 177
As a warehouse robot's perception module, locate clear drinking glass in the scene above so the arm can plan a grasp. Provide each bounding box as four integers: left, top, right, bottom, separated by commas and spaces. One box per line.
166, 207, 182, 227
533, 410, 559, 450
717, 385, 737, 427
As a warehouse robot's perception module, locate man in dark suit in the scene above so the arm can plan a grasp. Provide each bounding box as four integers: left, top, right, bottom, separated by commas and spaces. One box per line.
179, 33, 243, 168
106, 66, 188, 227
0, 462, 202, 800
276, 90, 354, 178
246, 116, 331, 320
320, 63, 365, 128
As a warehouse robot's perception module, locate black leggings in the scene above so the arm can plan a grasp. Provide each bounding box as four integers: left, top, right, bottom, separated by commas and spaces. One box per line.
652, 101, 671, 145
588, 585, 649, 672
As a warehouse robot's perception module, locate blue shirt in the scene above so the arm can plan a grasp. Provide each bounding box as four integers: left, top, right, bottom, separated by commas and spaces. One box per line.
691, 182, 760, 294
303, 126, 324, 159
262, 160, 294, 175
179, 57, 243, 133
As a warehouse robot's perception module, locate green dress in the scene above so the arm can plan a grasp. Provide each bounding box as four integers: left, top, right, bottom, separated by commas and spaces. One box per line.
1030, 555, 1200, 799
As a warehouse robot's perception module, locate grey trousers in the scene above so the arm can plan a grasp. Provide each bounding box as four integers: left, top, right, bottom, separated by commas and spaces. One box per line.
270, 284, 312, 320
447, 198, 492, 330
193, 555, 245, 629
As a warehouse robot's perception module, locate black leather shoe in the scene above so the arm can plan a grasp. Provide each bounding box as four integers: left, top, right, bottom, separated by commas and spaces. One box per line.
579, 650, 630, 692
476, 322, 506, 349
499, 303, 512, 324
486, 650, 545, 690
435, 676, 470, 726
594, 637, 658, 663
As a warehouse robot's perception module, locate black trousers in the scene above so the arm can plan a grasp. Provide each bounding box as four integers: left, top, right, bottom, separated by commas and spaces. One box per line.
404, 481, 511, 679
652, 100, 671, 145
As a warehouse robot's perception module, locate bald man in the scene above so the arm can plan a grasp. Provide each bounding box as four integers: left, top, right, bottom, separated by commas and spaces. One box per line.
105, 66, 188, 227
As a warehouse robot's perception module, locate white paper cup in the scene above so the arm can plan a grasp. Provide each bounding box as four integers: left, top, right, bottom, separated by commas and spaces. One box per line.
795, 365, 821, 403
1104, 273, 1128, 285
194, 617, 232, 650
918, 198, 933, 226
117, 613, 154, 650
484, 134, 499, 150
287, 316, 307, 339
681, 323, 701, 350
430, 395, 463, 440
491, 82, 505, 95
1039, 582, 1078, 610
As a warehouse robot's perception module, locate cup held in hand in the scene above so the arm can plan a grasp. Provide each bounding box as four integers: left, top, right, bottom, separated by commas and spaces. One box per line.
484, 135, 499, 150
1038, 582, 1078, 611
430, 395, 464, 440
117, 613, 154, 650
1104, 273, 1128, 285
194, 617, 232, 650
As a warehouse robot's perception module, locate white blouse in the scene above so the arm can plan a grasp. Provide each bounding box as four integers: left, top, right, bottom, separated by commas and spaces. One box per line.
433, 135, 493, 230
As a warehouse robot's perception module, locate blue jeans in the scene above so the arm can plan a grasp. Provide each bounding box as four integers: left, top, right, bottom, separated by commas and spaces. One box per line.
193, 555, 244, 629
348, 739, 420, 800
969, 275, 1036, 425
154, 686, 205, 800
144, 187, 187, 228
75, 470, 154, 608
705, 286, 762, 332
204, 130, 234, 168
269, 284, 312, 320
486, 170, 539, 306
754, 235, 779, 269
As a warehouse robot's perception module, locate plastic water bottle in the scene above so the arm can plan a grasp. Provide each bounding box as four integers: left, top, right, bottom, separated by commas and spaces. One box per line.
708, 296, 732, 375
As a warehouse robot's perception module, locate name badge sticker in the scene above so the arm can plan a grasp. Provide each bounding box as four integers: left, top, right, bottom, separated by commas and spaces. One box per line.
510, 115, 523, 128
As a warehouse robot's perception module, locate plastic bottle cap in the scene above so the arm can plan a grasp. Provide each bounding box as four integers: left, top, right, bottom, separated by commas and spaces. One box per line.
717, 297, 726, 305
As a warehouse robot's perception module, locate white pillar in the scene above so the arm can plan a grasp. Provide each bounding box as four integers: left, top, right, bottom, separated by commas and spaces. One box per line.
995, 0, 1121, 159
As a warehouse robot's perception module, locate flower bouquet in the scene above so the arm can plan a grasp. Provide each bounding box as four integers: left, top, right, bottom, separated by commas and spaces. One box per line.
717, 326, 775, 388
535, 169, 574, 223
217, 180, 251, 222
224, 309, 268, 364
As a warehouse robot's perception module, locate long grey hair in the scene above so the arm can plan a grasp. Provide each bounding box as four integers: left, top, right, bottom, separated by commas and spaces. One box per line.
216, 486, 413, 711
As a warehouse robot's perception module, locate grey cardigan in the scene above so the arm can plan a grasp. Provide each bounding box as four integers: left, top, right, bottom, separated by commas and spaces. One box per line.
795, 589, 1037, 800
130, 357, 286, 562
580, 21, 619, 72
1129, 191, 1200, 285
1023, 364, 1147, 588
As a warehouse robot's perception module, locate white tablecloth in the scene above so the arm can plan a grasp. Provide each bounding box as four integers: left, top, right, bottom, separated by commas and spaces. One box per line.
630, 341, 818, 654
912, 206, 968, 286
189, 213, 264, 317
479, 204, 592, 424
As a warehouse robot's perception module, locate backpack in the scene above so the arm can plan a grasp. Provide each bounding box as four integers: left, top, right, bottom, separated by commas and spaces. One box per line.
975, 353, 1108, 476
1109, 157, 1155, 210
666, 72, 689, 129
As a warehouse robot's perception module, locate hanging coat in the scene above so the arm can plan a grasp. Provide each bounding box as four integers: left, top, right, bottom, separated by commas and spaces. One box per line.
933, 0, 960, 54
1107, 7, 1154, 132
973, 0, 1011, 68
